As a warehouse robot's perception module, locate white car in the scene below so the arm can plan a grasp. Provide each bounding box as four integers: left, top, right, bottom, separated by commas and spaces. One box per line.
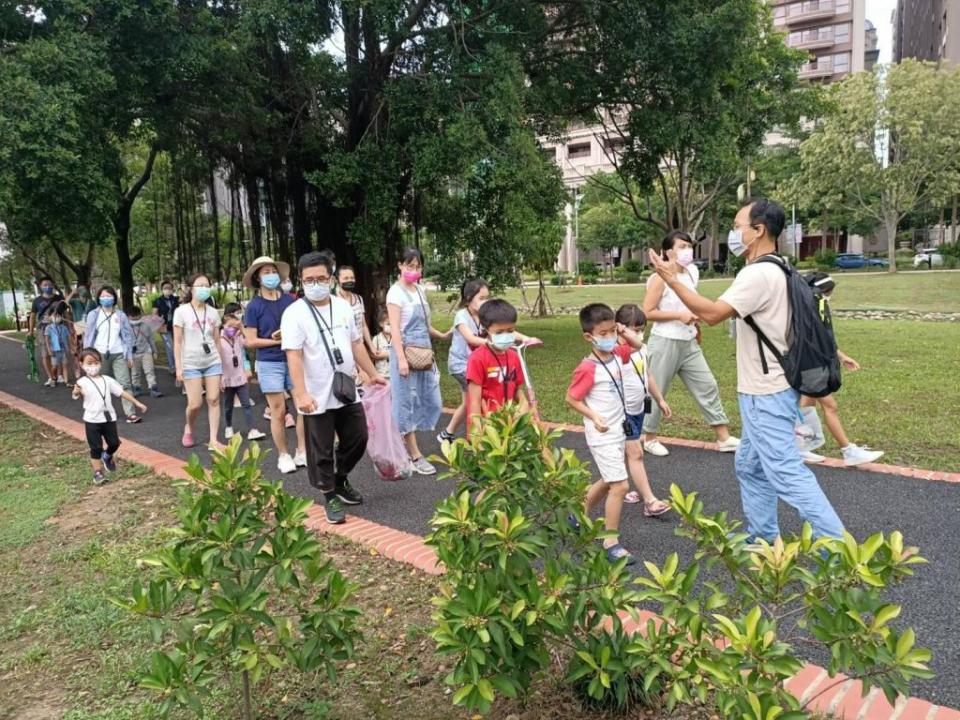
913, 248, 944, 268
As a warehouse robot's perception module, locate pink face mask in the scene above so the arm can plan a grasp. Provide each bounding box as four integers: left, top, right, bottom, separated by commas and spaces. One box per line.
402, 270, 422, 283
224, 326, 239, 338
676, 248, 694, 267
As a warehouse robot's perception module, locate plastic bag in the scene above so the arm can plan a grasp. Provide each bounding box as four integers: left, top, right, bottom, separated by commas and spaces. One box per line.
360, 383, 413, 481
795, 406, 826, 452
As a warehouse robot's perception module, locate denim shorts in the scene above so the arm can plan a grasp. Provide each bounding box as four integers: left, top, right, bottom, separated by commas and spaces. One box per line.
624, 412, 645, 441
257, 360, 293, 394
451, 372, 468, 392
182, 363, 223, 380
50, 350, 67, 366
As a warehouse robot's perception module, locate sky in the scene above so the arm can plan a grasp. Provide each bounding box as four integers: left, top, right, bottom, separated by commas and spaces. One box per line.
869, 0, 897, 63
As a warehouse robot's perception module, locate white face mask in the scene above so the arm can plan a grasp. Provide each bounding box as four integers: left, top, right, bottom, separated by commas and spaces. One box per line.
676, 248, 694, 267
281, 281, 293, 292
84, 364, 101, 377
728, 229, 747, 257
382, 324, 391, 334
304, 283, 331, 303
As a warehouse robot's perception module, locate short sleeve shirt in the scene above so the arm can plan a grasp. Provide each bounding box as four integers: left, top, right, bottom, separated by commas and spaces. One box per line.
77, 375, 124, 423
45, 323, 71, 353
448, 308, 480, 375
152, 295, 179, 332
173, 303, 221, 370
32, 295, 63, 327
465, 345, 526, 421
567, 355, 627, 447
386, 283, 429, 334
718, 258, 791, 395
244, 293, 295, 364
280, 297, 361, 413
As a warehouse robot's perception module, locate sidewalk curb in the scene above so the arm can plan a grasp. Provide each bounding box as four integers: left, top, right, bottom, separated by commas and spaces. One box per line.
0, 390, 956, 720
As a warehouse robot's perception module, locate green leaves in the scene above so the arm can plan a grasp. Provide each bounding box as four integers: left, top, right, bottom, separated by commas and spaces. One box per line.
116, 436, 361, 718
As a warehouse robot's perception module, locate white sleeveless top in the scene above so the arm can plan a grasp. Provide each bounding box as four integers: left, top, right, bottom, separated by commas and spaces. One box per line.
648, 264, 699, 341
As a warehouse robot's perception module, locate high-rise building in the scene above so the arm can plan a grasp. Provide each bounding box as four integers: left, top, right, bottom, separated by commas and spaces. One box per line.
772, 0, 866, 81
894, 0, 960, 65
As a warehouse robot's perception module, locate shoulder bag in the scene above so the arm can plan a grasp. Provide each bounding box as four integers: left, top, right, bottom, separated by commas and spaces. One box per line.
402, 286, 434, 371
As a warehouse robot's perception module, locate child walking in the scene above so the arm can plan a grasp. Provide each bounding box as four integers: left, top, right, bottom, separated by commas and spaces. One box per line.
44, 302, 74, 386
219, 303, 266, 441
464, 299, 530, 438
371, 307, 392, 380
565, 303, 637, 565
798, 273, 884, 466
128, 306, 163, 398
72, 348, 147, 485
613, 304, 671, 515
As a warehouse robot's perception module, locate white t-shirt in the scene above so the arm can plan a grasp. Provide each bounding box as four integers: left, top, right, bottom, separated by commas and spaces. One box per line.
567, 355, 627, 447
77, 375, 124, 423
372, 332, 391, 377
649, 264, 699, 341
615, 343, 649, 415
91, 311, 125, 356
718, 258, 791, 395
173, 303, 221, 370
281, 297, 361, 414
386, 283, 430, 332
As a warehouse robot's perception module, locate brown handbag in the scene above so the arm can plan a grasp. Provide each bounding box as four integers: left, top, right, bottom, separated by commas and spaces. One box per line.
401, 286, 434, 370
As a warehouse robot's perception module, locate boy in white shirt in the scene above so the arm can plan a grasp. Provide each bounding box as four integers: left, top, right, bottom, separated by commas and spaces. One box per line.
72, 349, 147, 485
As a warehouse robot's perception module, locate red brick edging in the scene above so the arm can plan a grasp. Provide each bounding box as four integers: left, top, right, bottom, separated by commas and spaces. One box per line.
0, 389, 955, 720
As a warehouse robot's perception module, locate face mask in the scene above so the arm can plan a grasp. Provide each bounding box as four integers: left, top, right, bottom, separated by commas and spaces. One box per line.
728, 229, 747, 257
592, 336, 617, 353
84, 364, 101, 377
162, 288, 173, 297
676, 248, 694, 267
41, 287, 53, 295
224, 326, 238, 338
194, 287, 212, 302
402, 270, 422, 283
304, 283, 331, 303
53, 316, 63, 324
130, 319, 142, 326
490, 332, 515, 351
340, 281, 357, 292
281, 281, 293, 292
99, 296, 114, 308
382, 324, 391, 334
260, 273, 281, 290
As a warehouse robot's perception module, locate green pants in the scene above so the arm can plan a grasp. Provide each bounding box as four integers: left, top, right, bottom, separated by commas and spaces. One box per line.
642, 335, 729, 434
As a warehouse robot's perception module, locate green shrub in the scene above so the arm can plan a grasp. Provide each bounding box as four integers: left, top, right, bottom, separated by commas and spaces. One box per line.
578, 261, 600, 277
550, 273, 569, 286
813, 248, 837, 270
623, 259, 643, 274
429, 407, 933, 717
624, 272, 642, 283
114, 440, 361, 719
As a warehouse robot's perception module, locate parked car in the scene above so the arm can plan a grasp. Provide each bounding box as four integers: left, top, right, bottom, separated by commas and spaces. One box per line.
833, 253, 888, 269
692, 258, 727, 273
913, 248, 944, 268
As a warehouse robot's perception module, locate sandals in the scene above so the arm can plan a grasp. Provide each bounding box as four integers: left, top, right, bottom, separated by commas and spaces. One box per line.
182, 428, 194, 448
624, 491, 641, 504
643, 499, 670, 518
605, 543, 636, 565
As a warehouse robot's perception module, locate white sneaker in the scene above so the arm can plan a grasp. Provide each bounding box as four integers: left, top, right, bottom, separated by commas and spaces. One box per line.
293, 451, 307, 467
643, 440, 670, 457
716, 436, 740, 453
224, 427, 234, 439
247, 429, 266, 440
842, 444, 884, 467
277, 453, 297, 474
44, 378, 56, 387
800, 450, 826, 464
58, 375, 66, 384
411, 456, 437, 475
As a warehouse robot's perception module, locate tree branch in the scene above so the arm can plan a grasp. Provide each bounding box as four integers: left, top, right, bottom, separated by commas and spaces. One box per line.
123, 144, 159, 206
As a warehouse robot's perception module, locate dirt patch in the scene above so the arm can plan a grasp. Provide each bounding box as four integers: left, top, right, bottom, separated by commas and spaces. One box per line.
0, 684, 66, 720
44, 477, 169, 539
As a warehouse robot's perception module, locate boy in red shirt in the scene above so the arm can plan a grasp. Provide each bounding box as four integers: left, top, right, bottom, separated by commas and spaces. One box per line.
465, 299, 530, 437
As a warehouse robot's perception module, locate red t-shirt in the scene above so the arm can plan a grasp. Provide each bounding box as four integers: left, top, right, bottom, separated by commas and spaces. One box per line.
465, 345, 526, 431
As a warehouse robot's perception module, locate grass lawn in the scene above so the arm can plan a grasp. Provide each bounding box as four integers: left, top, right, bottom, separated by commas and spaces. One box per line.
0, 407, 714, 720
428, 274, 960, 472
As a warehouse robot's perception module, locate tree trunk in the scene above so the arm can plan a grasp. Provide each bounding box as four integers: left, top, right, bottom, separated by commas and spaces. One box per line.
245, 175, 264, 258
114, 146, 158, 308
952, 193, 958, 244
885, 215, 898, 273
288, 157, 312, 261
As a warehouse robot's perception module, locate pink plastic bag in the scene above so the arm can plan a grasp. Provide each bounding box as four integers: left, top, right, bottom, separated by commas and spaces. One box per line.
361, 383, 413, 481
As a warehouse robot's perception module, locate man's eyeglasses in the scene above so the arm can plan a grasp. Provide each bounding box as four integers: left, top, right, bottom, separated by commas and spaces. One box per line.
302, 279, 330, 288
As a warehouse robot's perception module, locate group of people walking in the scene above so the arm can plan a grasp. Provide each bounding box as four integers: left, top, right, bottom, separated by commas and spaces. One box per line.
29, 197, 881, 554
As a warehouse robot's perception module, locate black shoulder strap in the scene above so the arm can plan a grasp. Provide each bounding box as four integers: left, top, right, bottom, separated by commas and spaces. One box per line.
302, 299, 341, 368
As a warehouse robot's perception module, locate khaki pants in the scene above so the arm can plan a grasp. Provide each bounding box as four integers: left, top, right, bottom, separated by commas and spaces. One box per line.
101, 353, 136, 418
131, 352, 157, 390
642, 334, 729, 434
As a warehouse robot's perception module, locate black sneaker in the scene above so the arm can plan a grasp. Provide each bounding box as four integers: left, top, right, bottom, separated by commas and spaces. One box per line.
436, 429, 456, 444
324, 497, 346, 524
335, 479, 363, 505
101, 452, 117, 473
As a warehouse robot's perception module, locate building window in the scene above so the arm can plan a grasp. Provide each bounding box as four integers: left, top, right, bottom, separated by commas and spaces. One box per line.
567, 141, 591, 160
834, 52, 850, 72
541, 147, 557, 162
835, 0, 850, 13
834, 22, 850, 42
789, 30, 802, 45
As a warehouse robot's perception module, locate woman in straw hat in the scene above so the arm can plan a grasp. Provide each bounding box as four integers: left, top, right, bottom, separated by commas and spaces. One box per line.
242, 256, 307, 474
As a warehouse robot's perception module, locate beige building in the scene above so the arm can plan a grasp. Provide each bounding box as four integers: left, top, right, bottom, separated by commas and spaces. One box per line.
773, 0, 867, 80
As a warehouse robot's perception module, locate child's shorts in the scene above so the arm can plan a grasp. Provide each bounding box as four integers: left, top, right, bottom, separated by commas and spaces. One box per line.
451, 372, 468, 392
624, 412, 645, 441
50, 350, 67, 367
588, 441, 628, 483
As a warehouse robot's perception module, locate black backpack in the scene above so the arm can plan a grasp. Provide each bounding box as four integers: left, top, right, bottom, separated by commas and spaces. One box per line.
742, 256, 841, 399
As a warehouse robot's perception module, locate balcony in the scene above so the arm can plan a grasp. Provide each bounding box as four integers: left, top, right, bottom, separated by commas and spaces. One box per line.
791, 32, 835, 50
798, 61, 834, 79
787, 1, 837, 23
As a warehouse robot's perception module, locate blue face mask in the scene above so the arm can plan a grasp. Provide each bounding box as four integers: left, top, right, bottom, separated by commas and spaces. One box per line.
99, 296, 114, 308
592, 335, 617, 353
490, 332, 515, 351
261, 273, 281, 290
727, 228, 747, 257
194, 287, 212, 302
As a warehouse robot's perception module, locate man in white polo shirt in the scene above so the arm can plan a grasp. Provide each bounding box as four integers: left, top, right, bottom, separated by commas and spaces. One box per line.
282, 251, 386, 524
647, 198, 844, 542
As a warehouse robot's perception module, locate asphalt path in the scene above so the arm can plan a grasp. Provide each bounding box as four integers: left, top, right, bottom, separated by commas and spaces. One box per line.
0, 336, 957, 707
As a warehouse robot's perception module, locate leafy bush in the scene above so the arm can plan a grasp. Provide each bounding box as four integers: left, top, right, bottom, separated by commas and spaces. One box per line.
429, 407, 933, 717
727, 253, 747, 275
114, 440, 361, 719
578, 260, 600, 277
813, 248, 837, 270
550, 273, 569, 286
624, 272, 642, 283
939, 241, 960, 258
623, 259, 643, 274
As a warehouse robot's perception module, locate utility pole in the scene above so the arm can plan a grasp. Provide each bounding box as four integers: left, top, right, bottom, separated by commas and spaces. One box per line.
573, 187, 583, 278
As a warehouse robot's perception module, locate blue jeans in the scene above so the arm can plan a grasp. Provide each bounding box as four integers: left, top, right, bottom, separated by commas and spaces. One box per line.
736, 389, 844, 541
160, 331, 175, 371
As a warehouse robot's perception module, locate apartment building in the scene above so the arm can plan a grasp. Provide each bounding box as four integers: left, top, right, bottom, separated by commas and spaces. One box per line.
773, 0, 867, 81
894, 0, 960, 65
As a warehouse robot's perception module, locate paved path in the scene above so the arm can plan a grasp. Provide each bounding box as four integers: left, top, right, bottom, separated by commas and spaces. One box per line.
0, 336, 957, 707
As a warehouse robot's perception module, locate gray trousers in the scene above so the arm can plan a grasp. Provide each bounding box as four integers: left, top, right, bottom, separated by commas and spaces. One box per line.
102, 352, 136, 418
642, 334, 729, 434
